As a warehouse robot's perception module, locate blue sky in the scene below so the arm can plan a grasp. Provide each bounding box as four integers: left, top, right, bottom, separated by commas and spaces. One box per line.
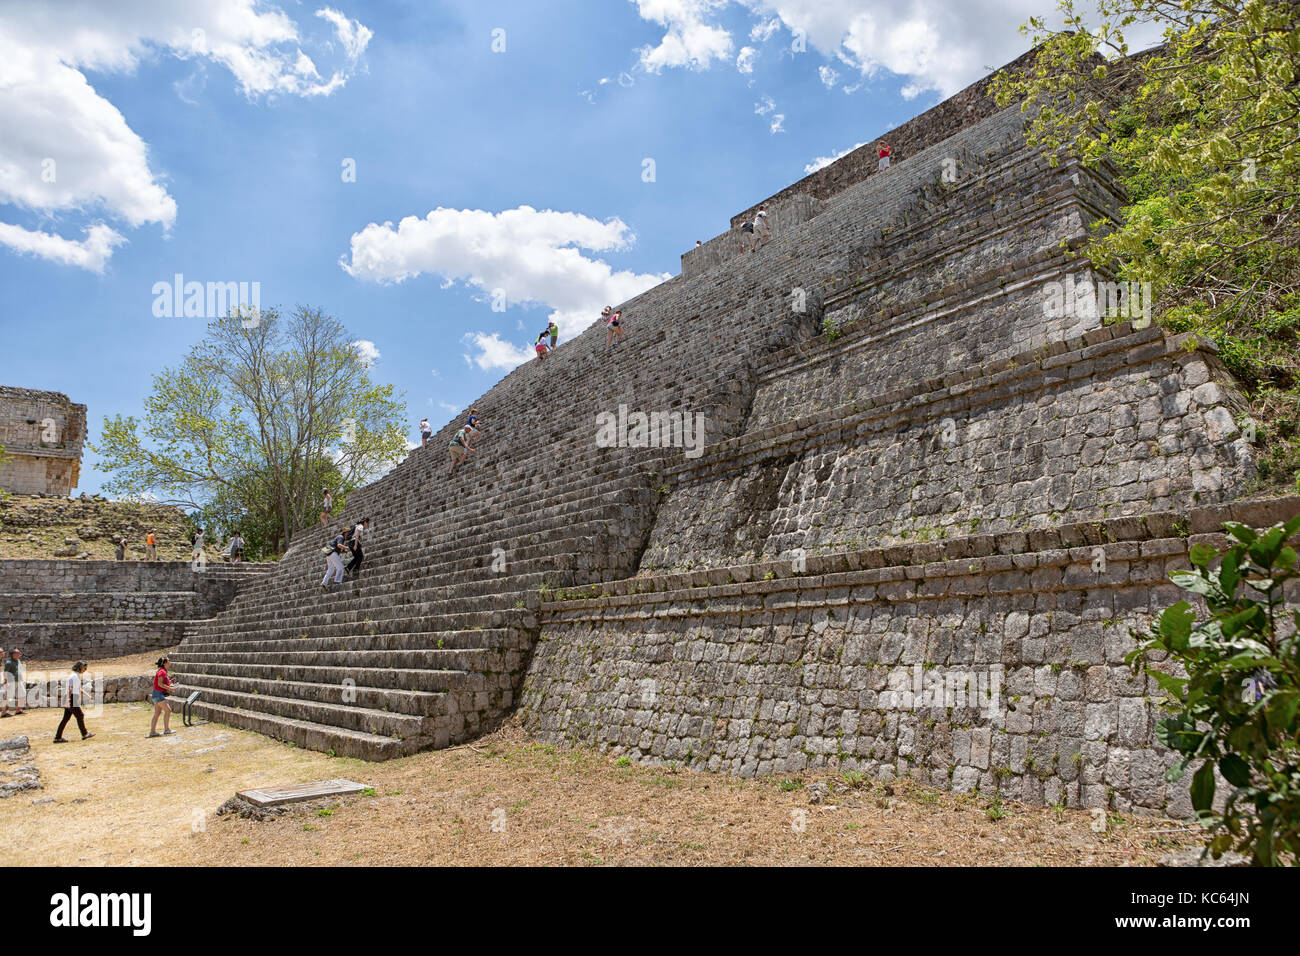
0, 0, 1070, 497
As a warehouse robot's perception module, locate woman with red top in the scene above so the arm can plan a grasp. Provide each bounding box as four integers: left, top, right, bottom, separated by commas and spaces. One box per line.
148, 656, 176, 738
877, 141, 891, 171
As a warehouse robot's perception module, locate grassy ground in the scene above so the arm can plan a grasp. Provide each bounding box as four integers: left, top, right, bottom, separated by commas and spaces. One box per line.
2, 704, 1204, 867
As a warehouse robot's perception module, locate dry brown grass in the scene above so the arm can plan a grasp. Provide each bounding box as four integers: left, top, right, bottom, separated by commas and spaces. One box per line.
2, 705, 1204, 867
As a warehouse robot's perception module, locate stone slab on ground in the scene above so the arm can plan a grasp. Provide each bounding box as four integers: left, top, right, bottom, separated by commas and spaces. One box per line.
237, 778, 370, 807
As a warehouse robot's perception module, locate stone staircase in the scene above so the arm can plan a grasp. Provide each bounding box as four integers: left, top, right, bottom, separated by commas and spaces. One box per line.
170, 101, 1112, 759
168, 73, 1268, 821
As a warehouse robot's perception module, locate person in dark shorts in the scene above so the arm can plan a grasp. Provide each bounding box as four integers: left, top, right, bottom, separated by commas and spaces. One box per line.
148, 656, 176, 737
739, 218, 756, 253
346, 518, 369, 579
53, 661, 93, 742
420, 418, 432, 447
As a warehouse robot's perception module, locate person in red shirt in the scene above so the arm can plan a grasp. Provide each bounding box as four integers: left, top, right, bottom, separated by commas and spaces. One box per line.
878, 141, 891, 171
148, 656, 176, 738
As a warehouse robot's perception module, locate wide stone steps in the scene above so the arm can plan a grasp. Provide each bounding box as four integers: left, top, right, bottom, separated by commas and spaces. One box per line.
176, 626, 522, 654
200, 567, 552, 633
167, 696, 409, 761
170, 671, 446, 716
168, 660, 474, 693
168, 680, 426, 738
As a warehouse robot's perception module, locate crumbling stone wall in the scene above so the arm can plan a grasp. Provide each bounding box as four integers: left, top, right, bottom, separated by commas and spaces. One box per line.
0, 386, 85, 496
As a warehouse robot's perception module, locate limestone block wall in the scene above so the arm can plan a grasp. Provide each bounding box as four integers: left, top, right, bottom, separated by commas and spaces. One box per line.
0, 561, 270, 659
642, 326, 1256, 572
521, 497, 1300, 817
0, 386, 86, 496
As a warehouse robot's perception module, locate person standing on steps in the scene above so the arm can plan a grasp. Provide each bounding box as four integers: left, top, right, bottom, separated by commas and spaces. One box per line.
114, 536, 126, 561
420, 417, 432, 448
53, 661, 93, 743
0, 648, 25, 718
547, 320, 558, 349
739, 217, 756, 253
753, 207, 771, 249
448, 424, 474, 476
602, 306, 625, 348
228, 530, 245, 562
145, 530, 157, 561
346, 518, 370, 579
320, 489, 334, 526
191, 527, 205, 562
877, 141, 891, 171
148, 656, 176, 738
321, 526, 348, 591
535, 328, 552, 361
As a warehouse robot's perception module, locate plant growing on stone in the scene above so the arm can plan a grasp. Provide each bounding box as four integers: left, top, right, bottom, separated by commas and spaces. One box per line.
1126, 515, 1300, 865
994, 0, 1300, 489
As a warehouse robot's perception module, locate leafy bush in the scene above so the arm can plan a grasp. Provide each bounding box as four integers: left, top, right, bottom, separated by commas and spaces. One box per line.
1127, 516, 1300, 865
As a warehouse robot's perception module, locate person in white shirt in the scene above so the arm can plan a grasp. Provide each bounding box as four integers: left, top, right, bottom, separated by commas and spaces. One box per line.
53, 661, 93, 742
346, 518, 369, 579
753, 207, 771, 248
420, 418, 432, 448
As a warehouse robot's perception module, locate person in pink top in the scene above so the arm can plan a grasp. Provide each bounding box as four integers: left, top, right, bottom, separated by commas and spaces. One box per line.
148, 656, 176, 738
602, 306, 625, 348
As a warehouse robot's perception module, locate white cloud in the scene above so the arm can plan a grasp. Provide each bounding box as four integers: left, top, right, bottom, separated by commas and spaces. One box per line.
627, 0, 1166, 100
0, 0, 371, 271
736, 45, 756, 73
769, 113, 786, 134
818, 64, 839, 88
341, 205, 669, 371
804, 140, 866, 174
754, 95, 776, 115
634, 0, 734, 72
0, 220, 127, 274
749, 17, 781, 42
353, 339, 381, 367
461, 332, 535, 373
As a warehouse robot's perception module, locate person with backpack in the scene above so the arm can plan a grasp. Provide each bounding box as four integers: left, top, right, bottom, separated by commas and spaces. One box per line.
53, 661, 93, 743
321, 526, 349, 591
346, 518, 370, 579
448, 425, 474, 476
147, 656, 176, 738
